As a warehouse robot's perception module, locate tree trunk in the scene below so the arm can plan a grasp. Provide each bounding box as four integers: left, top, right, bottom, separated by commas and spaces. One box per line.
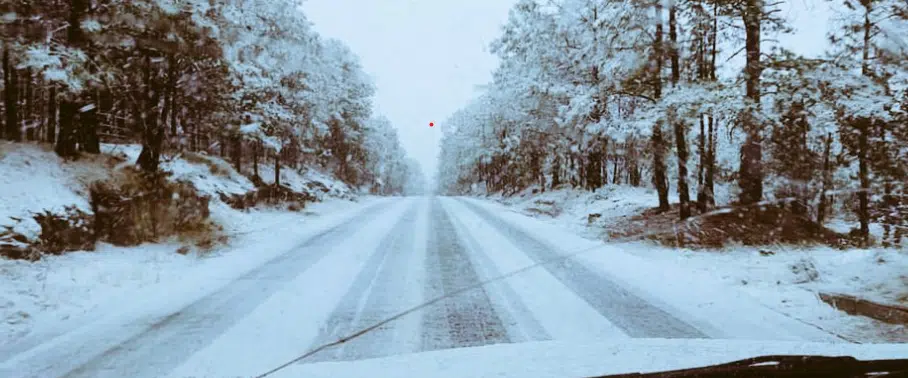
3, 45, 20, 141
137, 55, 164, 173
697, 115, 708, 212
253, 141, 259, 178
72, 0, 99, 153
653, 0, 664, 99
669, 3, 680, 85
704, 114, 716, 206
56, 102, 77, 157
55, 0, 90, 156
738, 0, 764, 205
858, 118, 870, 245
80, 99, 101, 153
710, 3, 718, 81
232, 136, 242, 172
674, 115, 691, 219
669, 5, 689, 218
46, 83, 57, 144
274, 148, 281, 187
24, 69, 34, 141
613, 154, 621, 185
817, 133, 833, 224
551, 150, 561, 189
170, 90, 178, 137
586, 147, 603, 191
855, 2, 873, 245
651, 1, 669, 211
161, 79, 171, 138
652, 125, 670, 211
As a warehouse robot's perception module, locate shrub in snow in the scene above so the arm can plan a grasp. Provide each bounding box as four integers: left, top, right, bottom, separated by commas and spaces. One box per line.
789, 258, 820, 284
33, 206, 95, 254
219, 184, 316, 212
0, 227, 38, 261
89, 170, 212, 246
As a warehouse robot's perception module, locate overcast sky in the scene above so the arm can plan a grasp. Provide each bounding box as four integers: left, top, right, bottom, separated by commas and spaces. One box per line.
302, 0, 831, 185
302, 0, 516, 184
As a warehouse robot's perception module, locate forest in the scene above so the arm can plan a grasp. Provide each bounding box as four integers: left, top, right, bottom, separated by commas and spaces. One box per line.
0, 0, 423, 197
437, 0, 908, 246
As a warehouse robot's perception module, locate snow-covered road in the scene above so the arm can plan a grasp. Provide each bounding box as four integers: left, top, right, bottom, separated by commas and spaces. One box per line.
0, 196, 845, 378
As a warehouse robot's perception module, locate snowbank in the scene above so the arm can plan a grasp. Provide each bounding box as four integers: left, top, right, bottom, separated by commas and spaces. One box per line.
249, 161, 355, 201
100, 144, 255, 198
484, 185, 683, 239
617, 242, 908, 342
0, 197, 383, 345
464, 196, 908, 343
100, 143, 356, 201
1, 142, 371, 345
0, 142, 114, 239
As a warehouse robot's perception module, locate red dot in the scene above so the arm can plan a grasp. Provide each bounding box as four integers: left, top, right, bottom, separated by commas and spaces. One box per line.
429, 122, 435, 127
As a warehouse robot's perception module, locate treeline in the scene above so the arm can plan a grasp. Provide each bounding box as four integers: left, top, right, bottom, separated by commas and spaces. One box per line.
0, 0, 422, 195
437, 0, 908, 246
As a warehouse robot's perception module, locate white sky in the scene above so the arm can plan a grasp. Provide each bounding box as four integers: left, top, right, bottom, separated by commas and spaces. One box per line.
301, 0, 832, 184
302, 0, 517, 183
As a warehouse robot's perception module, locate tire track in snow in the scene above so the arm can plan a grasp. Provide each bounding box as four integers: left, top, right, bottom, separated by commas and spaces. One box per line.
458, 198, 708, 339
438, 199, 552, 344
304, 204, 419, 363
421, 198, 511, 351
49, 200, 398, 378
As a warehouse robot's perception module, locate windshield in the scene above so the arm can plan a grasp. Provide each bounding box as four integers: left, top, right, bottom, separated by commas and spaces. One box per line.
0, 0, 906, 378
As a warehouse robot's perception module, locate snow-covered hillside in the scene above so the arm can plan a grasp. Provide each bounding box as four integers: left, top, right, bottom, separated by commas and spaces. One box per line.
0, 142, 116, 240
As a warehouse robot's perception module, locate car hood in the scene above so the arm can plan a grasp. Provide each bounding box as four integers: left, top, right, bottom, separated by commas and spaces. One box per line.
275, 338, 908, 378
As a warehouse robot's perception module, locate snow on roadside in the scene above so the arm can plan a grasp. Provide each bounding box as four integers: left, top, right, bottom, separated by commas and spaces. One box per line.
462, 197, 908, 343
0, 242, 191, 342
1, 142, 377, 346
483, 185, 681, 239
100, 143, 254, 198
249, 160, 355, 201
616, 242, 908, 343
0, 196, 386, 347
479, 185, 907, 342
0, 142, 114, 239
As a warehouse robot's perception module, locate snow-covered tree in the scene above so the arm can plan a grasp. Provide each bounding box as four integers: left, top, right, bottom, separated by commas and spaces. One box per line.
436, 0, 907, 246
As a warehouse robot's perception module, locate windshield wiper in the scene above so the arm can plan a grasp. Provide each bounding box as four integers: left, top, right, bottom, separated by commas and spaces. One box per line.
591, 355, 908, 378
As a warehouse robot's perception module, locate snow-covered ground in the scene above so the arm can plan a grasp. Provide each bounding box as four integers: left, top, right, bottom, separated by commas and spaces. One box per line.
613, 242, 908, 343
478, 186, 908, 343
0, 141, 370, 345
482, 185, 734, 240
2, 140, 905, 377
246, 157, 356, 201
0, 199, 378, 344
0, 142, 115, 239
2, 196, 904, 378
